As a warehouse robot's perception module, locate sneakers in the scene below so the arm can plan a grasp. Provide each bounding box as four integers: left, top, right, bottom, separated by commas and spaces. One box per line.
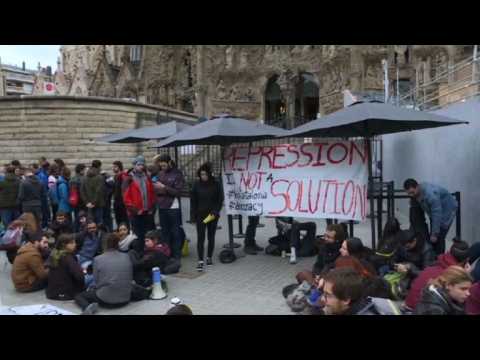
206, 258, 213, 266
82, 302, 98, 315
289, 247, 297, 265
196, 261, 204, 272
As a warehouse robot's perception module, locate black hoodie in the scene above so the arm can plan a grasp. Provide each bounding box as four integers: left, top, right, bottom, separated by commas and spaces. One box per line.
17, 176, 44, 207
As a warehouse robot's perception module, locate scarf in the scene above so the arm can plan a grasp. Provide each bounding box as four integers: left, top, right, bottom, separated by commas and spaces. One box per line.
51, 249, 69, 267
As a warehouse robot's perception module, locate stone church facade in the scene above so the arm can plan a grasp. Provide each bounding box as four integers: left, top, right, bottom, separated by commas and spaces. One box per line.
56, 45, 475, 128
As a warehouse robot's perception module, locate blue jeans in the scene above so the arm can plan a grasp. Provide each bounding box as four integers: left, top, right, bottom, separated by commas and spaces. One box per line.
0, 208, 20, 227
88, 208, 103, 227
159, 208, 183, 259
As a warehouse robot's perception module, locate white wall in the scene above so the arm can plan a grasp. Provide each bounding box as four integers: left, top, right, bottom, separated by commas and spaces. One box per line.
383, 96, 480, 244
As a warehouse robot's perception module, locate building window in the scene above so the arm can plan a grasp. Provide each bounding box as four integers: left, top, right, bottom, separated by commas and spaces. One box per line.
265, 75, 286, 128
130, 46, 142, 64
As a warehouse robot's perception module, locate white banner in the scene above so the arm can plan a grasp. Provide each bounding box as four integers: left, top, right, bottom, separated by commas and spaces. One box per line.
222, 140, 369, 221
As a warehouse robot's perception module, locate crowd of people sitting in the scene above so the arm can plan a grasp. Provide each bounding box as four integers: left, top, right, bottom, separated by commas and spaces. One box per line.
0, 155, 192, 315
1, 155, 479, 315
280, 179, 480, 315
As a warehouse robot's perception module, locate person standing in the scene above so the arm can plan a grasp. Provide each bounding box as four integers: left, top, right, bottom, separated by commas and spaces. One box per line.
36, 159, 50, 229
122, 155, 156, 254
0, 165, 21, 227
154, 154, 185, 260
404, 178, 458, 256
70, 164, 86, 232
57, 167, 72, 220
244, 216, 264, 255
112, 161, 129, 228
190, 163, 223, 272
80, 165, 105, 227
17, 168, 45, 226
48, 163, 60, 220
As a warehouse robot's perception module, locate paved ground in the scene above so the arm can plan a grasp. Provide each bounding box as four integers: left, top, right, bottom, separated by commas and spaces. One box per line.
0, 199, 413, 315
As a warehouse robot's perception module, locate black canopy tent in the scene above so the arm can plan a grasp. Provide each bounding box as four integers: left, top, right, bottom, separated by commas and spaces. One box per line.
279, 101, 469, 249
152, 115, 291, 260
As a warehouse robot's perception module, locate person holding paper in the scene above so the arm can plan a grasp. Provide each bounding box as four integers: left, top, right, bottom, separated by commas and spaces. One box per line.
190, 163, 223, 272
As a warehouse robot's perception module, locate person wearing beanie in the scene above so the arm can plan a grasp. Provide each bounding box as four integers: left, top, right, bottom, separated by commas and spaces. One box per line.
405, 238, 470, 310
122, 155, 156, 253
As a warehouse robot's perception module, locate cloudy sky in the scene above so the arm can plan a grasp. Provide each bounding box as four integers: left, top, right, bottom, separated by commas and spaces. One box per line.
0, 45, 61, 70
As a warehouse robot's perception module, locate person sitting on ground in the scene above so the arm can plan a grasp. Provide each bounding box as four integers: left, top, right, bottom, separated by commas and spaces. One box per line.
414, 266, 473, 315
275, 216, 317, 264
117, 222, 137, 253
74, 233, 147, 315
46, 233, 85, 301
319, 267, 400, 315
467, 241, 480, 283
11, 236, 49, 292
74, 219, 105, 270
405, 238, 470, 310
49, 211, 74, 242
339, 237, 377, 276
129, 230, 171, 287
295, 223, 346, 286
465, 282, 480, 315
76, 210, 88, 233
392, 228, 437, 280
165, 304, 193, 315
371, 218, 402, 275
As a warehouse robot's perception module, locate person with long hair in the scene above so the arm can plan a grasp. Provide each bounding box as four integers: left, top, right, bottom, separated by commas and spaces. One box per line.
117, 222, 137, 252
339, 237, 377, 276
46, 233, 85, 300
414, 266, 473, 315
190, 163, 223, 272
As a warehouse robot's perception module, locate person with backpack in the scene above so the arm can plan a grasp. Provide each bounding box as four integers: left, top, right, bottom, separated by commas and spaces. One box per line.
80, 166, 105, 227
404, 178, 458, 256
57, 167, 72, 219
17, 168, 45, 226
404, 238, 470, 310
414, 266, 473, 315
190, 163, 223, 272
70, 164, 86, 231
0, 165, 21, 227
46, 233, 85, 301
48, 164, 60, 219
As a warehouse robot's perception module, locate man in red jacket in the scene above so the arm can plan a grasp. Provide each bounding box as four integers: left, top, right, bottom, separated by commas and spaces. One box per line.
122, 155, 156, 254
404, 238, 470, 310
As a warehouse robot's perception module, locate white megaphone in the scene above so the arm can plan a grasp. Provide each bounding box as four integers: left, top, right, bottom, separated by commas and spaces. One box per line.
150, 267, 167, 300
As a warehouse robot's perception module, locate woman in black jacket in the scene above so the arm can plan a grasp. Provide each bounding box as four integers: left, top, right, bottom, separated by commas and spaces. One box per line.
46, 233, 85, 300
190, 163, 223, 272
415, 265, 473, 315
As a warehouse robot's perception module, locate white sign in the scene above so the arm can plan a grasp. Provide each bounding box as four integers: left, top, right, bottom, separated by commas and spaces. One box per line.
222, 140, 369, 221
0, 304, 77, 315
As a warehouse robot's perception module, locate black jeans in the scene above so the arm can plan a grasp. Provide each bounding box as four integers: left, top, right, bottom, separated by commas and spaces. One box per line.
131, 214, 155, 254
159, 208, 183, 259
74, 289, 129, 310
290, 222, 317, 254
113, 202, 129, 229
431, 226, 450, 256
196, 218, 219, 261
244, 216, 259, 247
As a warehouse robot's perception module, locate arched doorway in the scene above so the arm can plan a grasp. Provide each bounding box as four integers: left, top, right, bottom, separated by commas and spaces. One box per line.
264, 75, 286, 128
294, 73, 319, 126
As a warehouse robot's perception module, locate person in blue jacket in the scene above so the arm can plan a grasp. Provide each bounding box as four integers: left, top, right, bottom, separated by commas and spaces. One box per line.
404, 178, 458, 256
57, 167, 72, 219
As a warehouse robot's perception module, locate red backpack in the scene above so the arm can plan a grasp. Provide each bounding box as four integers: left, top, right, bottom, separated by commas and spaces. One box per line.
69, 183, 80, 208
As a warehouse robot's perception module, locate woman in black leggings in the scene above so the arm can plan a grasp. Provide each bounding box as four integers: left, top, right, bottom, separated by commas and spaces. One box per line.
190, 163, 223, 272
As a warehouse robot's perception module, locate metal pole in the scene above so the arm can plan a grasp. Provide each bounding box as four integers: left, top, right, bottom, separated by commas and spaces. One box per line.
455, 191, 461, 239
382, 59, 389, 103
367, 138, 376, 250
